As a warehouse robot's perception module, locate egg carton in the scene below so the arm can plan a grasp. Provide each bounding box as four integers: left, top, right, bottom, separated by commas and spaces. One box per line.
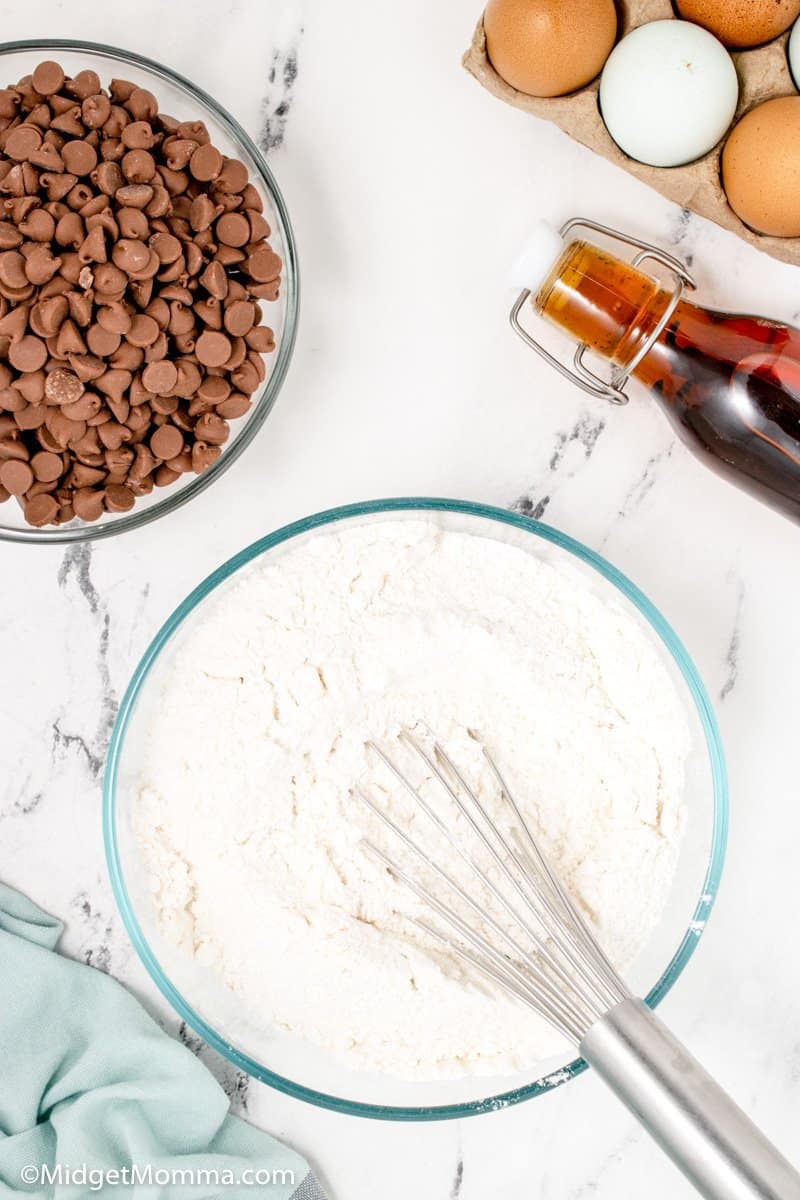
462, 0, 800, 267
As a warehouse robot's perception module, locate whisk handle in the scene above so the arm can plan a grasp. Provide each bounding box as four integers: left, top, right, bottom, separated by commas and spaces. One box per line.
580, 998, 800, 1200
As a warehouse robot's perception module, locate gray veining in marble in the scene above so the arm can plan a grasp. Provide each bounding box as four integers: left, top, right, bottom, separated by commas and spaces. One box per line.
260, 36, 302, 154
512, 412, 607, 521
56, 544, 118, 777
720, 575, 745, 702
618, 442, 675, 520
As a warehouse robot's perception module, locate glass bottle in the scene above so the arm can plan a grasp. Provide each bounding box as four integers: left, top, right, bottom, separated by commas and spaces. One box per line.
515, 222, 800, 524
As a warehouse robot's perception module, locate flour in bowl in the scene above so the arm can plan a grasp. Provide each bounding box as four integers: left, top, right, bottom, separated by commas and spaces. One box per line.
135, 520, 689, 1079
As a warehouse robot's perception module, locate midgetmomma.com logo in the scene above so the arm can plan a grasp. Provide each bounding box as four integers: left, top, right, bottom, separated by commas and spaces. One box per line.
20, 1162, 296, 1190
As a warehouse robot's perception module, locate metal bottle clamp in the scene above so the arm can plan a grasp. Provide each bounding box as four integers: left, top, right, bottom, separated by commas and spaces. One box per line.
509, 218, 697, 406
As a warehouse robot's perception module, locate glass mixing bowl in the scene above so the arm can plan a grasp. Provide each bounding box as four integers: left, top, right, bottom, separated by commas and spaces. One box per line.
0, 39, 298, 544
104, 498, 728, 1120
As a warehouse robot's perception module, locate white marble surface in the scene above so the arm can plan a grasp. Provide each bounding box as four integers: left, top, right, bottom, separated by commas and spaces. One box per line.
1, 1, 800, 1196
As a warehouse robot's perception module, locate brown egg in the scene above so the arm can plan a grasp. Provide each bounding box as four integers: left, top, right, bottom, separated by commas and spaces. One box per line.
484, 0, 617, 98
722, 97, 800, 236
675, 0, 800, 48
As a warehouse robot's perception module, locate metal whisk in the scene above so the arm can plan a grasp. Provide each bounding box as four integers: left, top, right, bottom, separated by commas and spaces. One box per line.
355, 730, 800, 1200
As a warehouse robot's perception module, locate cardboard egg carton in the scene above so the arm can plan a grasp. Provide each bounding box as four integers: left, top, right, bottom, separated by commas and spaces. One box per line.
462, 0, 800, 267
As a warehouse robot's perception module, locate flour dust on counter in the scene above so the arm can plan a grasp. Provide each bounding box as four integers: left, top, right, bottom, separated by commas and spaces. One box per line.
134, 519, 689, 1080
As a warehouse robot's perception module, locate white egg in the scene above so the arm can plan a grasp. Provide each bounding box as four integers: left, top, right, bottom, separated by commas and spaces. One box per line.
789, 17, 800, 90
599, 20, 739, 167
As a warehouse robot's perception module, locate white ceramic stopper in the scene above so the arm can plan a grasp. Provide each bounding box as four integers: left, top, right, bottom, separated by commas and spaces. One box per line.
508, 222, 565, 293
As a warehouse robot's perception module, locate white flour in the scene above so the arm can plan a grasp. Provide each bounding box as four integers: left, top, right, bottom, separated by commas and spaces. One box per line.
136, 520, 689, 1079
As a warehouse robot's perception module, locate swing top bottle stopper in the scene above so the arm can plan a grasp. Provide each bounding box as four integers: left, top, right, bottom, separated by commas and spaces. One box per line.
511, 218, 800, 524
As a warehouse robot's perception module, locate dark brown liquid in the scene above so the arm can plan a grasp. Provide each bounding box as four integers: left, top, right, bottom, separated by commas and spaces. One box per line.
538, 241, 800, 522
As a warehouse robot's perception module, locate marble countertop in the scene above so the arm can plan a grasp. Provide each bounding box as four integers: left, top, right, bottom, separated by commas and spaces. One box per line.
2, 2, 800, 1197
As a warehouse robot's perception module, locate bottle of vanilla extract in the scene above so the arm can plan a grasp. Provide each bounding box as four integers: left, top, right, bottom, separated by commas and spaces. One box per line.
511, 219, 800, 524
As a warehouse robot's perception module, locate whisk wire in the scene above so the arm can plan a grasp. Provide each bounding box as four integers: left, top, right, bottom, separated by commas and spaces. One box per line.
365, 741, 576, 988
408, 916, 583, 1042
356, 786, 589, 1034
482, 743, 626, 1003
357, 730, 630, 1043
428, 737, 621, 1016
364, 737, 607, 1024
363, 839, 583, 1041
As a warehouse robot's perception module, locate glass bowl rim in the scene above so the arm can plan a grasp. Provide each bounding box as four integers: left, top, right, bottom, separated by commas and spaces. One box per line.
103, 496, 729, 1121
0, 37, 299, 545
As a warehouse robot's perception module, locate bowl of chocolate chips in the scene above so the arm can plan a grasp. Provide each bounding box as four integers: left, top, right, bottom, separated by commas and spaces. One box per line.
0, 40, 298, 542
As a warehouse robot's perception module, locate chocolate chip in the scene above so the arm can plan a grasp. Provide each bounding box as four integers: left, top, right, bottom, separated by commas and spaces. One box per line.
67, 70, 102, 101
116, 183, 154, 209
14, 404, 46, 431
215, 158, 249, 194
72, 486, 105, 520
126, 313, 159, 347
200, 260, 228, 300
129, 474, 153, 497
86, 324, 121, 356
166, 448, 192, 474
141, 359, 178, 394
112, 237, 150, 274
32, 60, 65, 96
0, 251, 28, 289
97, 301, 132, 334
154, 463, 179, 487
247, 246, 282, 283
105, 445, 134, 475
224, 300, 255, 337
62, 139, 98, 176
93, 262, 127, 298
217, 392, 251, 420
62, 391, 101, 421
5, 125, 42, 162
97, 420, 128, 450
95, 368, 132, 404
150, 423, 183, 460
24, 492, 59, 525
126, 88, 157, 121
149, 231, 182, 263
25, 246, 62, 286
194, 412, 229, 445
197, 375, 230, 404
82, 93, 111, 128
0, 457, 33, 494
122, 148, 155, 183
104, 482, 135, 511
191, 440, 221, 472
0, 386, 25, 412
9, 334, 47, 372
0, 221, 22, 249
189, 143, 222, 182
129, 443, 155, 480
94, 160, 123, 196
150, 392, 178, 415
216, 213, 251, 247
19, 209, 55, 242
195, 330, 231, 367
45, 368, 84, 405
30, 450, 62, 481
122, 121, 155, 150
247, 211, 271, 241
246, 325, 275, 353
55, 319, 86, 357
16, 372, 45, 405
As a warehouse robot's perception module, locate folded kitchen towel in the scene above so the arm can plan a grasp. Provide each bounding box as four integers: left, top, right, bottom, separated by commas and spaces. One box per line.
0, 882, 328, 1199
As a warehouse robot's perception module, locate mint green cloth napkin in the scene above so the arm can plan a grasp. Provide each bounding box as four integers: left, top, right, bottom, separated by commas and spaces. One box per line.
0, 883, 327, 1199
